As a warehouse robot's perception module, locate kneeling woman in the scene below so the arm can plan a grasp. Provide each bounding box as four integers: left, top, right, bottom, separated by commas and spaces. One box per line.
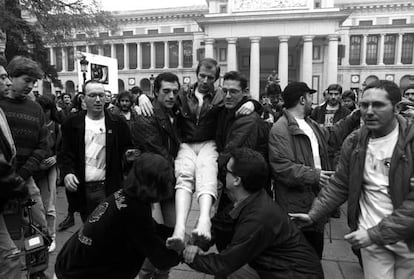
55, 153, 182, 279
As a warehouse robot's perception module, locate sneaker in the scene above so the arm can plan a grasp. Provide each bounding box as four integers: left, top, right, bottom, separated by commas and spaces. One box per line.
57, 214, 74, 231
48, 239, 56, 253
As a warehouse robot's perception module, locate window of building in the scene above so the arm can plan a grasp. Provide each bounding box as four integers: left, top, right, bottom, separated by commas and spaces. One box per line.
383, 34, 396, 65
123, 31, 133, 36
55, 47, 62, 72
219, 4, 227, 13
173, 28, 185, 33
169, 41, 179, 68
147, 29, 159, 35
401, 34, 414, 64
392, 19, 407, 25
366, 35, 378, 65
90, 45, 99, 55
116, 44, 124, 69
359, 20, 373, 26
76, 33, 86, 39
313, 45, 321, 60
155, 42, 165, 68
141, 43, 151, 69
67, 47, 74, 71
103, 45, 111, 57
349, 35, 362, 65
314, 0, 321, 9
99, 32, 109, 37
219, 48, 226, 62
183, 40, 193, 68
128, 43, 137, 69
76, 45, 86, 52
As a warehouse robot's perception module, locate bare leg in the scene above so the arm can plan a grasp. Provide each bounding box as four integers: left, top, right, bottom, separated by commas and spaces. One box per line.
192, 193, 213, 246
166, 189, 192, 250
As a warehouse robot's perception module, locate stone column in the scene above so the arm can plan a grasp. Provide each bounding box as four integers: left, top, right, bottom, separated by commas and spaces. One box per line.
278, 36, 290, 89
124, 43, 128, 70
192, 39, 198, 68
227, 38, 238, 71
378, 33, 385, 65
327, 34, 339, 85
111, 44, 116, 59
98, 45, 104, 56
62, 47, 68, 72
302, 35, 314, 86
249, 37, 261, 100
164, 41, 169, 69
50, 47, 55, 66
178, 40, 183, 69
150, 42, 155, 70
137, 43, 142, 70
396, 33, 403, 65
204, 38, 215, 59
361, 34, 367, 66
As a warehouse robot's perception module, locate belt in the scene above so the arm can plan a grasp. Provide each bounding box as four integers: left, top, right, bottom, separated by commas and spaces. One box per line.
84, 181, 105, 191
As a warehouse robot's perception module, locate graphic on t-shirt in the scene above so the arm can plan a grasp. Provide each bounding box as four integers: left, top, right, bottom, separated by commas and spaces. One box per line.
324, 110, 336, 127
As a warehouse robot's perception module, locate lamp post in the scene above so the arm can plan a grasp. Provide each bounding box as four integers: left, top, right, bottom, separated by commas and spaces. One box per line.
79, 55, 89, 87
149, 74, 155, 98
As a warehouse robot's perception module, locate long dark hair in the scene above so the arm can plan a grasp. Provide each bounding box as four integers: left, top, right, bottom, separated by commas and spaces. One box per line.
123, 153, 174, 203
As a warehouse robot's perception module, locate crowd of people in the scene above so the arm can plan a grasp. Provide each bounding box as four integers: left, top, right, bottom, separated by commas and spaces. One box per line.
0, 54, 414, 279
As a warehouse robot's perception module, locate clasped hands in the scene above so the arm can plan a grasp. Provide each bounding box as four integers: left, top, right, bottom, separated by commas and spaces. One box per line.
166, 238, 206, 264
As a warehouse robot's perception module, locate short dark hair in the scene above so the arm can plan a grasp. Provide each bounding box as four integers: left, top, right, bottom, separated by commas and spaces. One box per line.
363, 80, 401, 106
130, 86, 142, 95
71, 92, 85, 111
117, 90, 133, 104
0, 56, 7, 68
61, 92, 71, 100
123, 153, 174, 203
229, 148, 268, 193
342, 90, 356, 101
266, 83, 282, 96
154, 72, 180, 94
403, 84, 414, 94
223, 71, 248, 91
36, 95, 59, 122
196, 58, 220, 81
83, 80, 104, 94
327, 84, 342, 94
6, 56, 43, 79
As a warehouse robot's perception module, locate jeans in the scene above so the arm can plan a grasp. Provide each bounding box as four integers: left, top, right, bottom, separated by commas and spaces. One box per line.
0, 214, 22, 279
36, 165, 57, 239
26, 176, 48, 233
175, 140, 219, 200
361, 241, 414, 279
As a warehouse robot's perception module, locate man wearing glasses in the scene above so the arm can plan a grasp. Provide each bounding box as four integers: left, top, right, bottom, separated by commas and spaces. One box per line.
182, 148, 323, 279
59, 80, 132, 220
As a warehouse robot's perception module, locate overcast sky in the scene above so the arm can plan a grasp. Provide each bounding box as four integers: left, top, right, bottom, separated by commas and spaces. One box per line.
100, 0, 207, 11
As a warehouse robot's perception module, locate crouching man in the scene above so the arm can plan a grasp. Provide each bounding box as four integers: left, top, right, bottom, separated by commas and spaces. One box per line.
182, 148, 324, 279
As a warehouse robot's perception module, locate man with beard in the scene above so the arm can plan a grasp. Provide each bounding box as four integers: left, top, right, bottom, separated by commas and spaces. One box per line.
112, 91, 139, 131
269, 82, 359, 258
311, 84, 351, 127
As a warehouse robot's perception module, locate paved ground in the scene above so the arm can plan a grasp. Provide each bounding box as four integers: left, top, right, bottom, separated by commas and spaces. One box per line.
42, 187, 364, 279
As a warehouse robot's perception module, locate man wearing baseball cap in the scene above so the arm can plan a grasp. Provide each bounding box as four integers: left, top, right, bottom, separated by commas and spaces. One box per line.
269, 82, 359, 257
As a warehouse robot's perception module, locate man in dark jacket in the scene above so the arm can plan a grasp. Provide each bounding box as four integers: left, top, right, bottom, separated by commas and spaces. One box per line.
292, 80, 414, 279
311, 83, 350, 127
131, 72, 181, 279
269, 82, 358, 258
183, 148, 324, 279
58, 80, 132, 220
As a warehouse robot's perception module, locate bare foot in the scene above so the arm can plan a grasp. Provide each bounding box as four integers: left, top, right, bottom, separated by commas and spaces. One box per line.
166, 237, 185, 253
192, 219, 212, 251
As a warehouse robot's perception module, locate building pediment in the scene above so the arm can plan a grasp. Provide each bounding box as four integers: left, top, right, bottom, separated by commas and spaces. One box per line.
232, 0, 308, 12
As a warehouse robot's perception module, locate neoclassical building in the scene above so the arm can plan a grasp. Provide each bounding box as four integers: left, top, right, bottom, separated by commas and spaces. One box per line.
1, 0, 413, 102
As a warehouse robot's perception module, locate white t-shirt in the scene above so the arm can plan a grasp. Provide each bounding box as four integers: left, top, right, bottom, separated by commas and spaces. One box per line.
358, 124, 399, 231
295, 117, 321, 169
324, 104, 339, 127
84, 116, 106, 182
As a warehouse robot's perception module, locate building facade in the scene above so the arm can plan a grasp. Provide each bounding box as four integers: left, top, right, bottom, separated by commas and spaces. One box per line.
2, 0, 413, 103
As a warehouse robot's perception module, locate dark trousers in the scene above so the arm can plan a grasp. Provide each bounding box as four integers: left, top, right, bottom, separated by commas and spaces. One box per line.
80, 181, 106, 222
302, 230, 324, 259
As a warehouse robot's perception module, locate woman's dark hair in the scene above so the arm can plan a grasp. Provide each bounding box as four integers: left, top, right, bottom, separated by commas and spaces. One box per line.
123, 153, 174, 203
117, 91, 133, 105
342, 90, 356, 102
36, 95, 59, 122
71, 92, 85, 111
